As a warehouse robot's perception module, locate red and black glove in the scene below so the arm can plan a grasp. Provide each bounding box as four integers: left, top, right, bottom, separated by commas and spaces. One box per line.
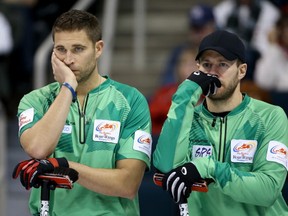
12, 158, 69, 190
162, 162, 202, 203
187, 71, 221, 96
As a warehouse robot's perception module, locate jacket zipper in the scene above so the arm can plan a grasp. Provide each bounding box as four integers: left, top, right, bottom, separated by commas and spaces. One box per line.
218, 116, 228, 162
78, 95, 89, 144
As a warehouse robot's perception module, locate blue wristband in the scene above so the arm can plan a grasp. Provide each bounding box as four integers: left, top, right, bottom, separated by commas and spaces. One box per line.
62, 82, 77, 103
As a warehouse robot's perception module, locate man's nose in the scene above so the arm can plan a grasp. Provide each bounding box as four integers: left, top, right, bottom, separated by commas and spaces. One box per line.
208, 64, 221, 76
63, 52, 74, 65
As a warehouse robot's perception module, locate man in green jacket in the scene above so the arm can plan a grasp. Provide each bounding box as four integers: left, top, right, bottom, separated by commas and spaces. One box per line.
13, 10, 152, 216
153, 30, 288, 216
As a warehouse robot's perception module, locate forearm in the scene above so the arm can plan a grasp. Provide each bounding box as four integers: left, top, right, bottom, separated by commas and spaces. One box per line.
69, 159, 146, 199
194, 157, 287, 206
153, 81, 202, 173
220, 167, 286, 206
21, 86, 73, 159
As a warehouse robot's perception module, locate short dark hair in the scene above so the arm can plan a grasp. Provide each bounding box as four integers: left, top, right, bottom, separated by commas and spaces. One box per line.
52, 9, 102, 44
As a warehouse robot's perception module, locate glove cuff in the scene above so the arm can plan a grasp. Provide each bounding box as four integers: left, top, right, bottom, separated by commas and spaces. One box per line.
49, 157, 69, 168
56, 157, 69, 167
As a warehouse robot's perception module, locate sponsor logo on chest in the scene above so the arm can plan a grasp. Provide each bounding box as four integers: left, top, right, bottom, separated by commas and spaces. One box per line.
231, 139, 257, 163
93, 120, 121, 143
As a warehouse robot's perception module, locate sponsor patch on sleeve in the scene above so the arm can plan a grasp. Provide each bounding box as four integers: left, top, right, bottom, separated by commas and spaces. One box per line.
266, 141, 288, 170
18, 108, 34, 131
133, 130, 152, 158
231, 139, 257, 163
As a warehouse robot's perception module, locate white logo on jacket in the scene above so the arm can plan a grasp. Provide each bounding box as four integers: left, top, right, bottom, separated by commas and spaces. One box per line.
266, 141, 288, 170
93, 120, 121, 143
133, 130, 152, 158
231, 139, 257, 163
192, 145, 212, 160
19, 108, 34, 131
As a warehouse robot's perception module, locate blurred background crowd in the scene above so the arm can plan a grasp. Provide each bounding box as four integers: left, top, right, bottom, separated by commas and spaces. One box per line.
0, 0, 288, 215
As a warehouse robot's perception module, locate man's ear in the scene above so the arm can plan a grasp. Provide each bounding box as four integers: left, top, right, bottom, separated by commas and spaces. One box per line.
95, 40, 104, 58
238, 63, 247, 80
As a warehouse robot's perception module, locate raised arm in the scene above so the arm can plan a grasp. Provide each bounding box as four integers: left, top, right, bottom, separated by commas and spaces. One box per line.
19, 52, 77, 159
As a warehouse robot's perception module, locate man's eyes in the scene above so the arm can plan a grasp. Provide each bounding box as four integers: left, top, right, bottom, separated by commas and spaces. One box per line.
202, 63, 211, 68
219, 62, 229, 67
55, 47, 84, 54
202, 63, 230, 68
73, 47, 84, 53
56, 47, 66, 54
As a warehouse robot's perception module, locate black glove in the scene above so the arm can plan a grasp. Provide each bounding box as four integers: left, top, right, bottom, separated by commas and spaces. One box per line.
12, 158, 69, 190
187, 71, 221, 96
162, 163, 201, 203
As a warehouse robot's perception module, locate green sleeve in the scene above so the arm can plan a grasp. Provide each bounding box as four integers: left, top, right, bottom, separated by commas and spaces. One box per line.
153, 80, 202, 173
117, 89, 152, 169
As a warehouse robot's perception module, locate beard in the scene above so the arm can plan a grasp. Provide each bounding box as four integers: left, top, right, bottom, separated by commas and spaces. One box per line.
76, 61, 97, 84
208, 78, 240, 101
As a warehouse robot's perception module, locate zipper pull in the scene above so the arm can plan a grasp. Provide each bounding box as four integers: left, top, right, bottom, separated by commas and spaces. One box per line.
80, 111, 86, 144
211, 118, 216, 127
